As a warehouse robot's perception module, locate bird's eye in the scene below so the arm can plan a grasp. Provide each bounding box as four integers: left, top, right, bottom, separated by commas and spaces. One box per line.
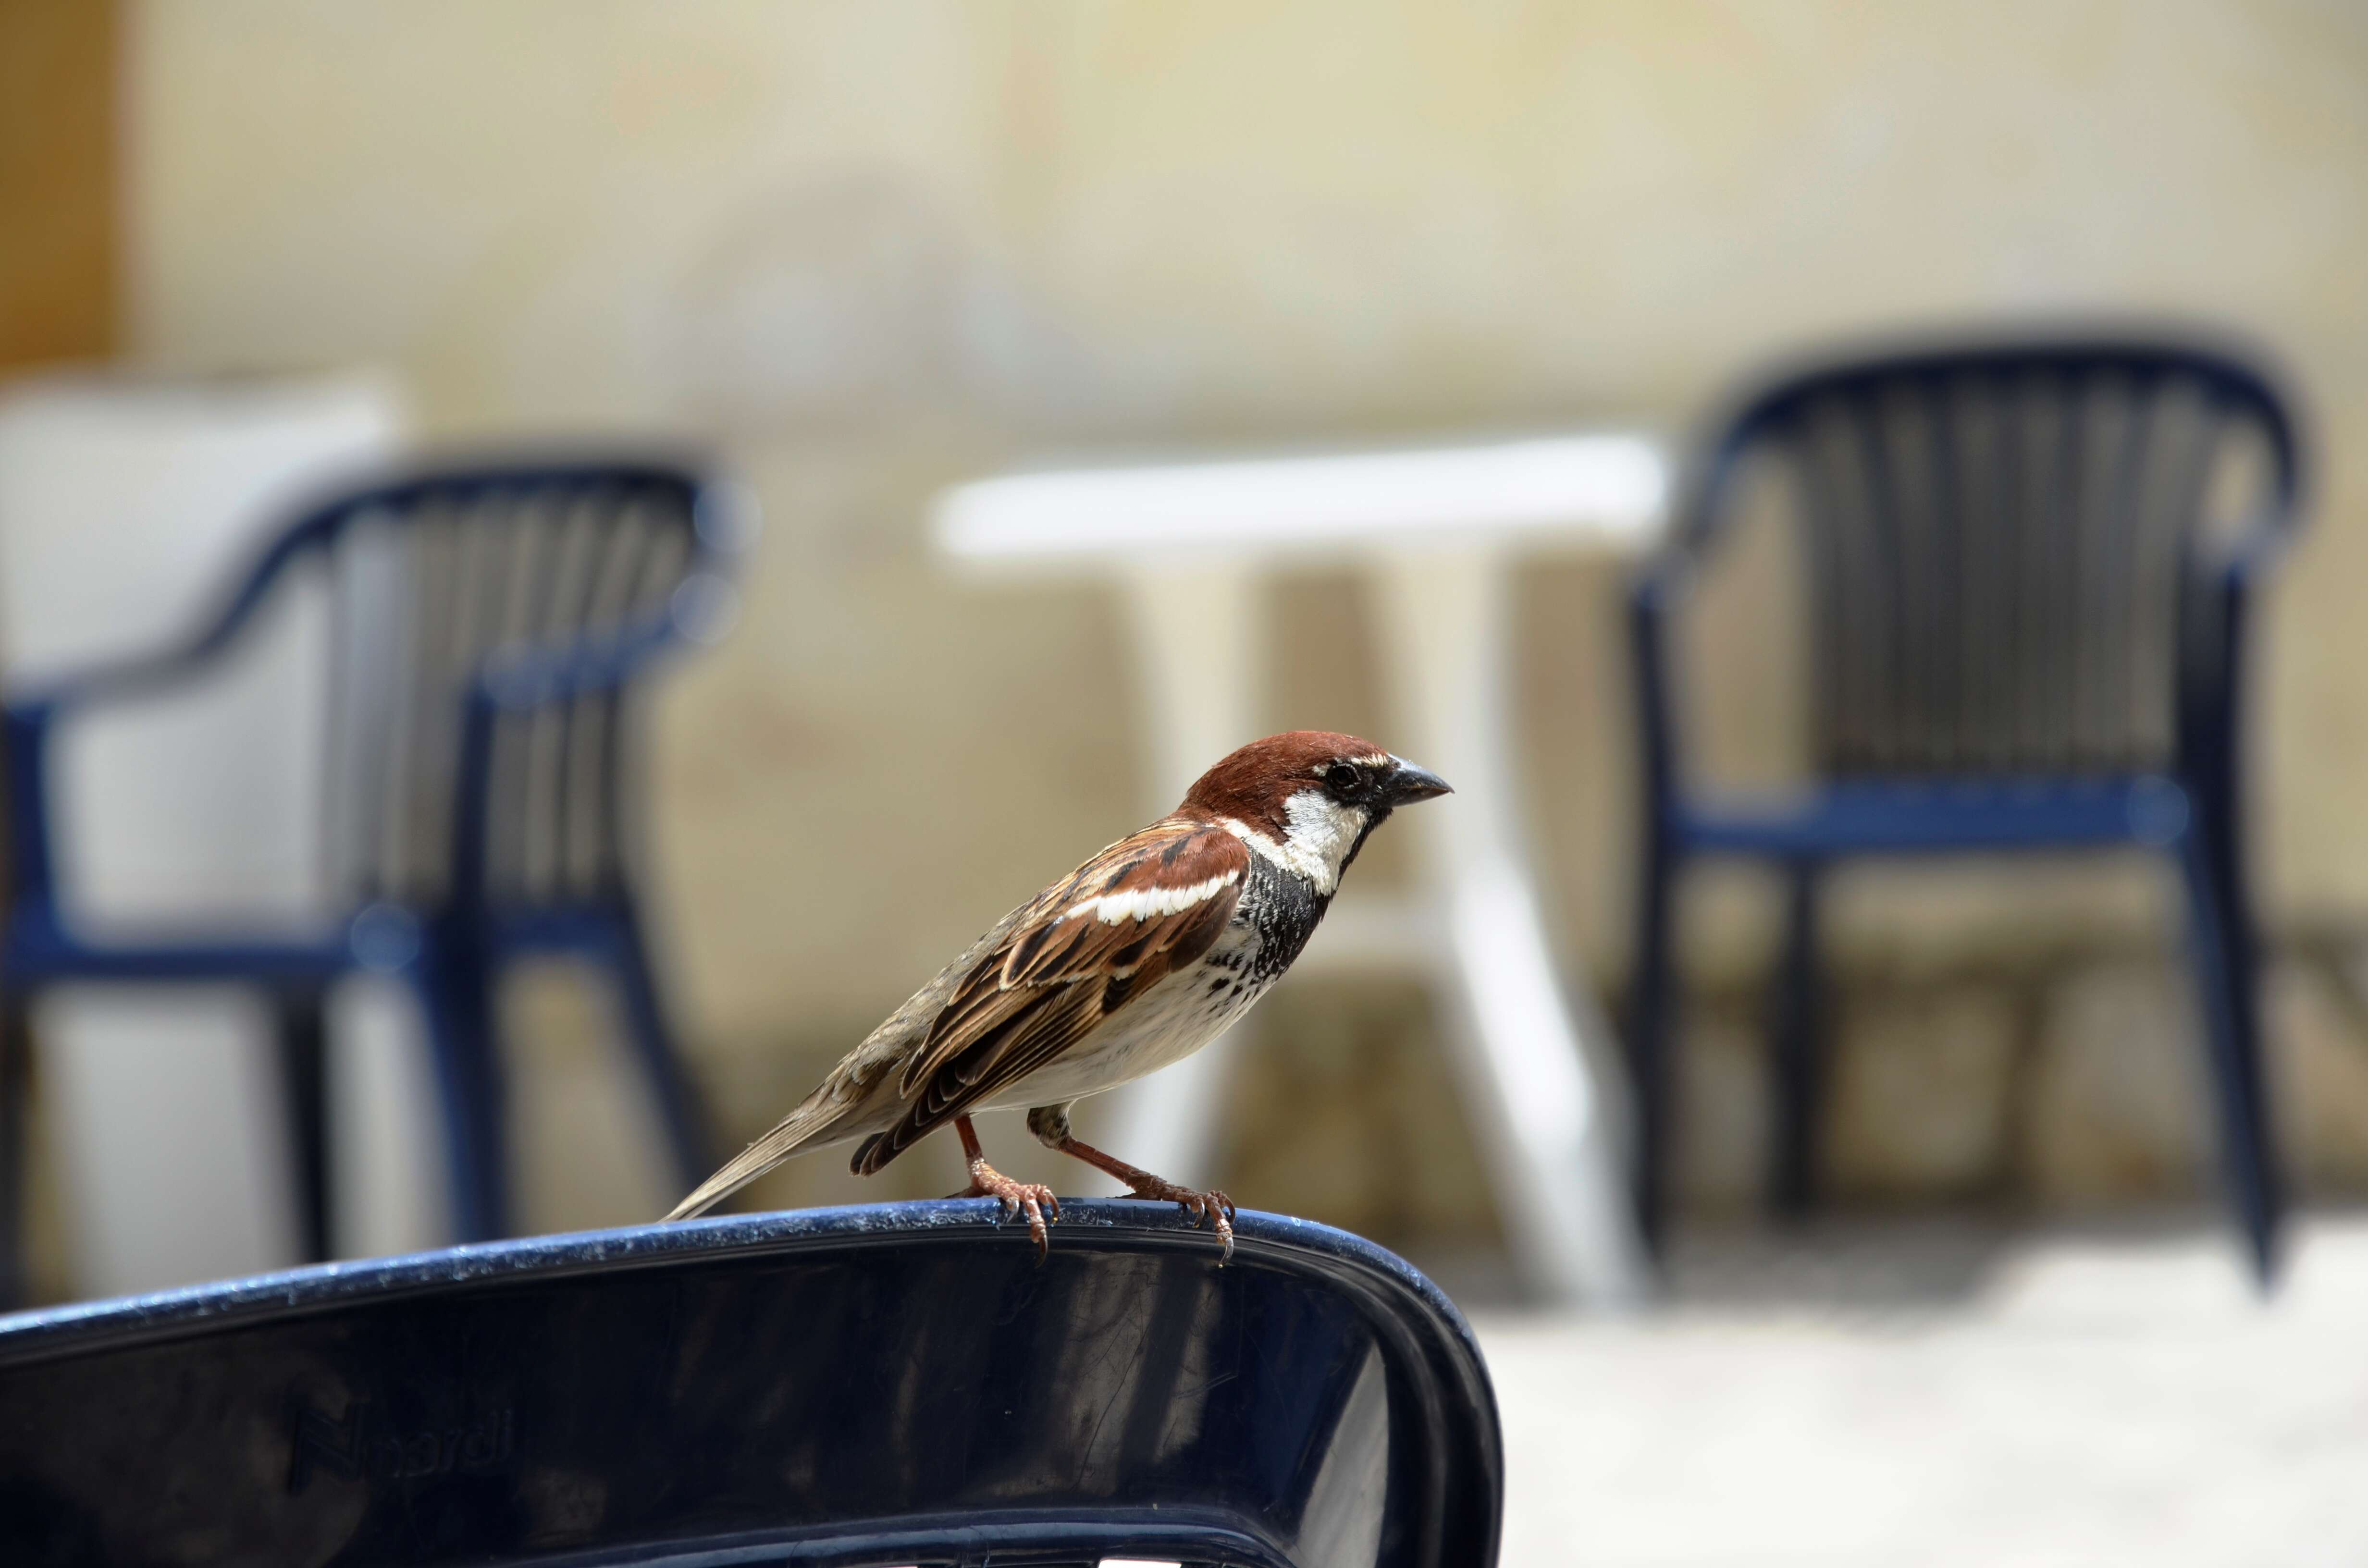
1324, 762, 1363, 796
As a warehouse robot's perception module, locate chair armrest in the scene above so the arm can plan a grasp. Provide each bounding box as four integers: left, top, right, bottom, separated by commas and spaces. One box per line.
6, 644, 233, 723
2, 637, 275, 914
2, 704, 62, 908
0, 511, 340, 911
4, 499, 338, 721
2176, 445, 2303, 679
1627, 570, 1685, 825
2173, 484, 2301, 796
1624, 432, 1751, 820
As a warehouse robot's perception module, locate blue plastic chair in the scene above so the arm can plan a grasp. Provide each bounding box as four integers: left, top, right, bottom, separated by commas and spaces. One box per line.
0, 1200, 1502, 1567
0, 458, 754, 1302
1628, 333, 2304, 1281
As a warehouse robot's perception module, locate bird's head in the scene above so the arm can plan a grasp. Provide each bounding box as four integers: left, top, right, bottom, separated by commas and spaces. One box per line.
1179, 731, 1451, 895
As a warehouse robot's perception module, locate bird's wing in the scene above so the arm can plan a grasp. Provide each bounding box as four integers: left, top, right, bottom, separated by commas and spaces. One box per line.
662, 903, 1031, 1222
850, 817, 1248, 1174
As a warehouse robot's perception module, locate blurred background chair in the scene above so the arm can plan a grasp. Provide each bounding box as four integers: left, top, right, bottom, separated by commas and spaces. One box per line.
0, 458, 753, 1304
0, 1201, 1502, 1568
1627, 334, 2305, 1280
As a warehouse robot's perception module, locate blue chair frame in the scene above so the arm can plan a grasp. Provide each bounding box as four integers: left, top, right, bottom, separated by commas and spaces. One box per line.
0, 457, 755, 1302
0, 1200, 1503, 1568
1628, 333, 2304, 1280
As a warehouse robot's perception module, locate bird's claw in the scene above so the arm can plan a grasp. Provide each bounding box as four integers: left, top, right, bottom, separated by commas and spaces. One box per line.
1129, 1178, 1237, 1262
952, 1166, 1061, 1261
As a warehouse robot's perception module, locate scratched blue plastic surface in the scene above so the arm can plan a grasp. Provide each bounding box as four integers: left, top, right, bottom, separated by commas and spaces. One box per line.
0, 1199, 1502, 1567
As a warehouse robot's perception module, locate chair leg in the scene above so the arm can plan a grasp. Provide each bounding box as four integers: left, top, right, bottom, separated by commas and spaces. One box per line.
272, 986, 334, 1264
413, 939, 511, 1243
1628, 837, 1679, 1257
605, 903, 714, 1191
0, 994, 30, 1310
2178, 818, 2283, 1285
1770, 865, 1823, 1219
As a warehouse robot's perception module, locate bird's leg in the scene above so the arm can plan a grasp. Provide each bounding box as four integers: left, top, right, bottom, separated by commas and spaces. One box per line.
1064, 1139, 1238, 1261
947, 1114, 1060, 1258
1027, 1105, 1234, 1261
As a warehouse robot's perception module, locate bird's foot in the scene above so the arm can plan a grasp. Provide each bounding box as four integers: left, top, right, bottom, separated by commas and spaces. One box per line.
1043, 1130, 1235, 1262
950, 1161, 1061, 1260
1124, 1175, 1236, 1262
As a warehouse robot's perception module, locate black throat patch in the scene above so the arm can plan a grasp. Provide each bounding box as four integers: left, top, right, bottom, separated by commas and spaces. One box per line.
1237, 851, 1330, 983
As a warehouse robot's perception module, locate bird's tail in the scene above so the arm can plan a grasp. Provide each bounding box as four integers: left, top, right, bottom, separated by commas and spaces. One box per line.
664, 1087, 847, 1222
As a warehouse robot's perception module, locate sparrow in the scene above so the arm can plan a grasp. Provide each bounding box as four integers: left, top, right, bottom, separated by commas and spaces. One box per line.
665, 731, 1451, 1258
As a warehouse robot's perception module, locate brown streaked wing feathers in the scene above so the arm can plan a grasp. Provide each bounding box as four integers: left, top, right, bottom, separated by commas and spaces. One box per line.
662, 901, 1032, 1221
851, 819, 1246, 1174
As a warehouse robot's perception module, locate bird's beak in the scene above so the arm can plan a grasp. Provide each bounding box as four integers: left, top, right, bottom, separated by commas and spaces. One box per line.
1384, 756, 1453, 805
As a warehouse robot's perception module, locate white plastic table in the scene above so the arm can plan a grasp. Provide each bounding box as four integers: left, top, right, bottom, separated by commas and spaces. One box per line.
933, 435, 1665, 1305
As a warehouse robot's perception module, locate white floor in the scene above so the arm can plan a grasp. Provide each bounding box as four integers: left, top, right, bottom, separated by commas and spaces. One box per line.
1466, 1212, 2368, 1567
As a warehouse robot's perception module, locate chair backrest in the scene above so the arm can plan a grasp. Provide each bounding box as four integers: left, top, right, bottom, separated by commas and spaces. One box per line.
0, 1201, 1503, 1568
1685, 335, 2301, 780
253, 458, 746, 912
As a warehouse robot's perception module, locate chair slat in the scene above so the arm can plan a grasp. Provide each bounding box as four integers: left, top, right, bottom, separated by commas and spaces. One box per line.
1763, 352, 2280, 780
302, 471, 709, 913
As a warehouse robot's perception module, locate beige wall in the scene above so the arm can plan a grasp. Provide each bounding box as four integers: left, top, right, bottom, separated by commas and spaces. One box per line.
118, 2, 2368, 1225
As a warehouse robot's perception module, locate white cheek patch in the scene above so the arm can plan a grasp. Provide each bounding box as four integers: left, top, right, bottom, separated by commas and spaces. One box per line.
1222, 793, 1367, 896
1068, 870, 1241, 925
1282, 790, 1369, 892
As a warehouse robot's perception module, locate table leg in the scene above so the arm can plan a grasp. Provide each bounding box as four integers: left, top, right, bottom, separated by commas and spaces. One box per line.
1371, 550, 1648, 1306
1095, 566, 1265, 1186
